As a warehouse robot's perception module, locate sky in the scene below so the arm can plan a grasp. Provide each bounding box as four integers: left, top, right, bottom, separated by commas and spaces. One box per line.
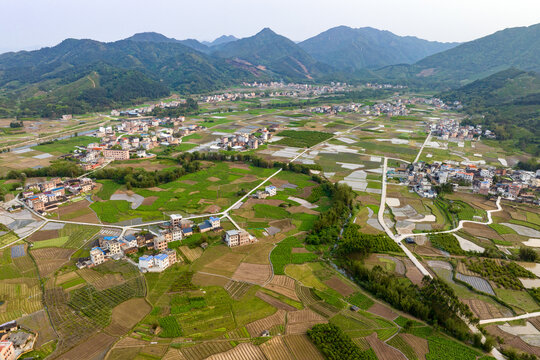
1, 0, 539, 53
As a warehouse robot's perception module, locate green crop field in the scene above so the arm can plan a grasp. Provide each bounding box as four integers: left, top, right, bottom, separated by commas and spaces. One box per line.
347, 292, 374, 310
275, 130, 333, 148
271, 237, 318, 275
96, 180, 122, 200
32, 136, 96, 155
91, 162, 276, 223
32, 236, 69, 249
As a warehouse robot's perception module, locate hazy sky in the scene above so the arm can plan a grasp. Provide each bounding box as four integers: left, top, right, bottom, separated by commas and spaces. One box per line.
1, 0, 539, 53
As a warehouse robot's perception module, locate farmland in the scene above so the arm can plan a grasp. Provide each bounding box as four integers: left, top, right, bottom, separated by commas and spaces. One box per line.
1, 92, 536, 360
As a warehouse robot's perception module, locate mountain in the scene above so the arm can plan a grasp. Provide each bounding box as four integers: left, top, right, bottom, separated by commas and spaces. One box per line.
126, 32, 209, 52
0, 37, 259, 116
211, 28, 333, 80
378, 23, 540, 86
202, 35, 238, 47
299, 26, 458, 71
440, 68, 540, 154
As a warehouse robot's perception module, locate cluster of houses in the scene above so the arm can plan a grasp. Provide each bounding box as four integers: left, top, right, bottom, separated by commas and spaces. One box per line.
200, 92, 257, 103
388, 161, 540, 204
111, 99, 188, 117
87, 232, 179, 273
254, 185, 277, 199
365, 83, 407, 89
84, 213, 255, 273
309, 99, 409, 116
22, 177, 95, 213
0, 321, 35, 360
217, 128, 271, 151
241, 81, 351, 96
73, 120, 205, 170
428, 118, 494, 141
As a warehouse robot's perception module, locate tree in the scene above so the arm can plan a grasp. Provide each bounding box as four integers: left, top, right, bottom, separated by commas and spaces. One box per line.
519, 247, 538, 262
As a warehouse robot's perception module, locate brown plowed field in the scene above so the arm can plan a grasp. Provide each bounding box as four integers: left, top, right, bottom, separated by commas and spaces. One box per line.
324, 276, 355, 297
180, 341, 233, 360
461, 299, 510, 320
192, 272, 229, 287
286, 309, 327, 334
462, 223, 503, 240
256, 291, 297, 311
57, 332, 117, 360
32, 248, 74, 277
260, 336, 295, 360
27, 229, 59, 242
283, 334, 325, 360
232, 263, 272, 285
265, 275, 299, 301
367, 303, 398, 320
366, 333, 407, 360
403, 259, 424, 286
142, 196, 158, 206
105, 298, 151, 336
401, 333, 429, 360
206, 342, 266, 360
246, 309, 286, 337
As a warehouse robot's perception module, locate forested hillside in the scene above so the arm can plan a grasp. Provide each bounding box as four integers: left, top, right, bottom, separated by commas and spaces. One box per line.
440, 68, 540, 155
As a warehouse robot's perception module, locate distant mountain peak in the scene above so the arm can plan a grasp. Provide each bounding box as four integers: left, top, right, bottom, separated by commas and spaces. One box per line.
299, 26, 459, 70
202, 35, 238, 47
126, 32, 176, 43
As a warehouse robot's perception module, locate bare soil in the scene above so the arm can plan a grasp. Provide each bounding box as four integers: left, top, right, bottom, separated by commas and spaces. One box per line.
324, 276, 355, 297
105, 298, 151, 336
232, 263, 272, 285
366, 333, 407, 360
367, 303, 398, 320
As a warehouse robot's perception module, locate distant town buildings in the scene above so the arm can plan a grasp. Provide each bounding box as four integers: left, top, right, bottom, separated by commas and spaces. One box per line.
23, 178, 95, 214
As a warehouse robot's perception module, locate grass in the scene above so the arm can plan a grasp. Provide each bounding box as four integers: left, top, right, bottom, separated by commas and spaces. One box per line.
59, 276, 86, 290
270, 237, 318, 275
0, 232, 19, 248
158, 316, 182, 337
489, 223, 517, 235
32, 236, 69, 249
347, 292, 374, 310
285, 263, 327, 291
96, 180, 122, 200
253, 204, 289, 219
274, 130, 333, 148
182, 133, 202, 141
494, 288, 540, 313
32, 136, 96, 155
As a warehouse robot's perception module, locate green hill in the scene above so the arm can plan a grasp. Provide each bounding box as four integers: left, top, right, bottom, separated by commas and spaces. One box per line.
212, 28, 333, 80
440, 68, 540, 154
377, 23, 540, 87
299, 26, 458, 71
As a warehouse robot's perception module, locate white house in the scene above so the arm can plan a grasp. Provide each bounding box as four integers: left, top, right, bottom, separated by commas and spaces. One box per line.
139, 255, 154, 270
265, 185, 277, 196
154, 253, 169, 269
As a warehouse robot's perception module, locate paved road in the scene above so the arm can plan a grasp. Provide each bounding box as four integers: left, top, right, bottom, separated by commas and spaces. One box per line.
378, 157, 432, 278
413, 131, 432, 163
479, 311, 540, 325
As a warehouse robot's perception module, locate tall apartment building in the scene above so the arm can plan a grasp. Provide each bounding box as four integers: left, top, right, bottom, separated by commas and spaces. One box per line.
225, 230, 251, 247
103, 149, 130, 160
